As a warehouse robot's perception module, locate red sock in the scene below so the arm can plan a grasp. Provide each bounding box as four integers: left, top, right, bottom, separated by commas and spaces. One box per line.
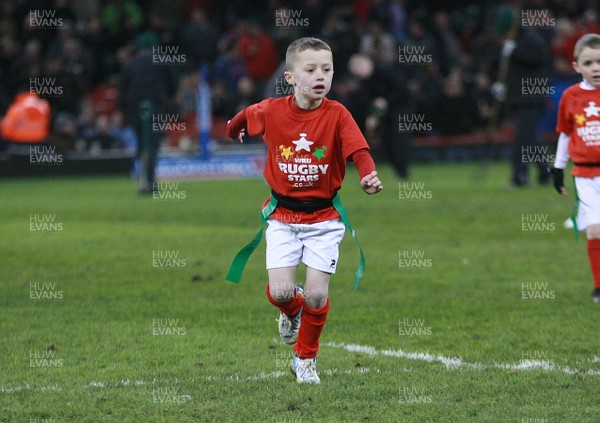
265, 283, 304, 317
293, 299, 330, 359
587, 239, 600, 289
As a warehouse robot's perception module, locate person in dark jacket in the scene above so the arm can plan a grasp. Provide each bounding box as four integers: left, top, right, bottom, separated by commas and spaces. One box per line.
119, 32, 177, 194
342, 53, 412, 180
498, 9, 551, 187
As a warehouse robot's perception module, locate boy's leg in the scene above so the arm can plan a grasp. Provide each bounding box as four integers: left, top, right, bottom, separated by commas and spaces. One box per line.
290, 220, 344, 382
290, 267, 330, 383
266, 266, 303, 316
575, 177, 600, 302
292, 219, 344, 358
265, 219, 304, 316
293, 267, 330, 359
266, 266, 305, 345
586, 224, 600, 301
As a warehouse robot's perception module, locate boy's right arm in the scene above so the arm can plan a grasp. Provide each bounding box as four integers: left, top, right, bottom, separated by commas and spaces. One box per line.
227, 109, 247, 144
227, 100, 269, 143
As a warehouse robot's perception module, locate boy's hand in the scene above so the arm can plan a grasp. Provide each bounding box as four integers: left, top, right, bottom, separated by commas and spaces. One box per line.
550, 167, 567, 196
360, 171, 383, 194
226, 120, 245, 144
236, 128, 245, 144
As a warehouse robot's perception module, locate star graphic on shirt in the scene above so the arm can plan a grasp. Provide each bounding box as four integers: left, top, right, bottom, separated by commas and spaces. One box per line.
279, 145, 294, 160
584, 101, 600, 117
575, 114, 587, 125
292, 133, 314, 152
312, 146, 327, 161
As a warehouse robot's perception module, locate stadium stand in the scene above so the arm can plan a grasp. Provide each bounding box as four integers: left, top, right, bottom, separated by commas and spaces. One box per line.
0, 0, 596, 173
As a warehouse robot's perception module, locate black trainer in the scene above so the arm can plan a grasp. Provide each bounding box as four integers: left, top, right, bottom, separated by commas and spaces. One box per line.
593, 288, 600, 304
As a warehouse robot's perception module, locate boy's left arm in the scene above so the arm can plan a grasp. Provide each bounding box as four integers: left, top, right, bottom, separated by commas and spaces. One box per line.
352, 149, 383, 194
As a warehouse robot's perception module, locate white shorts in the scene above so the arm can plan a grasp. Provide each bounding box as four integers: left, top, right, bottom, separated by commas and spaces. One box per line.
575, 176, 600, 231
265, 219, 346, 274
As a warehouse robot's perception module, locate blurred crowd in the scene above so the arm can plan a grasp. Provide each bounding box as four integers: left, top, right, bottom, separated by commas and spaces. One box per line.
0, 0, 598, 159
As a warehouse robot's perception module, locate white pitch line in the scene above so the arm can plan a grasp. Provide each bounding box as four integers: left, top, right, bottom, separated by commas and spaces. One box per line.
0, 368, 381, 394
2, 344, 598, 395
324, 342, 600, 375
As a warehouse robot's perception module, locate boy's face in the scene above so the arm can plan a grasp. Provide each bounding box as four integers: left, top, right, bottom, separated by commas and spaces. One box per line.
573, 46, 600, 88
284, 48, 333, 104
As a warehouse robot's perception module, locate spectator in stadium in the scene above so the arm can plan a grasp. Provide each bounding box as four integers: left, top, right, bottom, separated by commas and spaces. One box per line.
175, 71, 199, 118
0, 33, 20, 90
469, 69, 494, 129
497, 7, 551, 187
86, 114, 119, 154
179, 7, 218, 70
237, 19, 278, 88
359, 20, 398, 65
213, 38, 247, 108
550, 18, 584, 62
100, 0, 144, 49
384, 0, 408, 42
430, 10, 464, 73
47, 17, 76, 58
51, 111, 78, 152
432, 67, 473, 136
59, 37, 96, 96
51, 0, 77, 25
269, 13, 300, 62
346, 53, 412, 179
145, 1, 182, 47
407, 59, 443, 131
7, 38, 43, 96
233, 75, 260, 113
119, 31, 177, 194
320, 11, 360, 80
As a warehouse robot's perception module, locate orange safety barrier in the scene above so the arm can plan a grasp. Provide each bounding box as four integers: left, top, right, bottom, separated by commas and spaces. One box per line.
0, 92, 51, 143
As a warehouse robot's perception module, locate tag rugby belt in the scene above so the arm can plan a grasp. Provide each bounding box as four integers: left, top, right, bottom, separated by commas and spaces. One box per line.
270, 190, 335, 213
573, 162, 600, 167
226, 191, 366, 290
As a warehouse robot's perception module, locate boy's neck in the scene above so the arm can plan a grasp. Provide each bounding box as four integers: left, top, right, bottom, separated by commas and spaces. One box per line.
581, 79, 598, 90
293, 95, 323, 110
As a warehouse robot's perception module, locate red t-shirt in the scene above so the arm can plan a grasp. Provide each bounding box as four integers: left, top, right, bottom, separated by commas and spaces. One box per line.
557, 83, 600, 177
244, 95, 370, 223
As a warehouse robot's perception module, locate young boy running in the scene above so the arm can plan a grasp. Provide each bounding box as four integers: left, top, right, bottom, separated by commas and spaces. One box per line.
551, 33, 600, 303
226, 37, 383, 383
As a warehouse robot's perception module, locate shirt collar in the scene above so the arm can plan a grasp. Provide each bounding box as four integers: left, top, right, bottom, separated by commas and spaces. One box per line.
579, 79, 597, 90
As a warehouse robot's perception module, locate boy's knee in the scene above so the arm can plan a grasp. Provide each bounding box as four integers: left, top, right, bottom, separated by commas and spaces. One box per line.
587, 224, 600, 239
304, 287, 328, 309
268, 282, 295, 303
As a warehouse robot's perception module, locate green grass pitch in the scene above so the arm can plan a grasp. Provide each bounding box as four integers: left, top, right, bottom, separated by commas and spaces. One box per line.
1, 162, 599, 422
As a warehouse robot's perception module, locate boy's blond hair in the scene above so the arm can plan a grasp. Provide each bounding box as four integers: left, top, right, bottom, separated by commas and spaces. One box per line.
285, 37, 332, 70
574, 33, 600, 62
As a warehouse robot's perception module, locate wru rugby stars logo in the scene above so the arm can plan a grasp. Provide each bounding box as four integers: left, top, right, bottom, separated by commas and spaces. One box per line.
278, 133, 329, 185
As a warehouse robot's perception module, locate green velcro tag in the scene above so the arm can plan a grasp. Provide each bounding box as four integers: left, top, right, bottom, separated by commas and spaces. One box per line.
571, 176, 579, 242
332, 194, 366, 290
225, 195, 277, 283
225, 192, 366, 290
